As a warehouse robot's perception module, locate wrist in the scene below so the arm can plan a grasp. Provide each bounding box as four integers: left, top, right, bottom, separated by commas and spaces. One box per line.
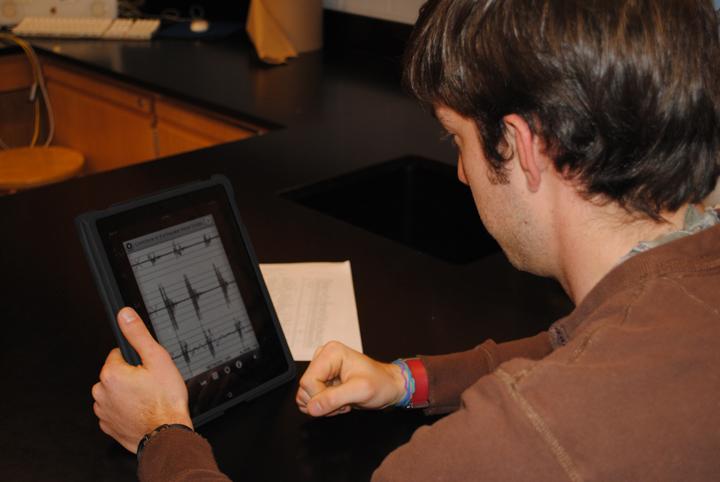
387, 362, 408, 406
136, 423, 194, 461
146, 406, 193, 434
391, 358, 429, 409
391, 359, 414, 408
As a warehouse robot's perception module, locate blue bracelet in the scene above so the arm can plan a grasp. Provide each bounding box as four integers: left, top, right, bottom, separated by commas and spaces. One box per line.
392, 359, 416, 408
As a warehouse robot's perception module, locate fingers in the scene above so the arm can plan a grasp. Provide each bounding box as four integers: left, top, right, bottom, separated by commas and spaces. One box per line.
298, 341, 395, 417
297, 386, 347, 415
92, 382, 104, 401
311, 344, 324, 361
93, 388, 119, 445
103, 347, 125, 367
98, 349, 127, 390
116, 307, 161, 365
296, 386, 311, 408
299, 341, 349, 399
306, 377, 372, 417
297, 342, 346, 415
326, 405, 352, 417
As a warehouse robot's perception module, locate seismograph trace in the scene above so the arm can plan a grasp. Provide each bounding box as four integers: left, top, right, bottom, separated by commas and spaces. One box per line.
124, 215, 259, 380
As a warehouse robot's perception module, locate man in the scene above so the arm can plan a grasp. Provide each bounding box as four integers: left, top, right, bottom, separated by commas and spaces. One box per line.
92, 0, 720, 480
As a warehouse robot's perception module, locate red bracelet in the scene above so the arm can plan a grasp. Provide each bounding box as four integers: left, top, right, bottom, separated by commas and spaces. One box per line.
405, 358, 429, 408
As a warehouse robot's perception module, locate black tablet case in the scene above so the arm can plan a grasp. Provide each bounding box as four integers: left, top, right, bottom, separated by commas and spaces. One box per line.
76, 175, 295, 426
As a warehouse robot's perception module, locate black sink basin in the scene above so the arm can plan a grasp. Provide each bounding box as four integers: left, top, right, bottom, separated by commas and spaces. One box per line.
282, 155, 500, 264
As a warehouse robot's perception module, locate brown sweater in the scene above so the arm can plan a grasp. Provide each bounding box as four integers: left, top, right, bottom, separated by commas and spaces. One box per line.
140, 224, 720, 481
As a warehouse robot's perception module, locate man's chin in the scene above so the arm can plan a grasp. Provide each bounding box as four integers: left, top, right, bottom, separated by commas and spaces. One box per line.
501, 246, 527, 271
502, 247, 546, 277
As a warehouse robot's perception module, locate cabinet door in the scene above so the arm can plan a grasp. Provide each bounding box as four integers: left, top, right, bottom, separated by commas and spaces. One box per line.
0, 54, 34, 91
44, 62, 156, 173
154, 98, 257, 158
0, 55, 37, 148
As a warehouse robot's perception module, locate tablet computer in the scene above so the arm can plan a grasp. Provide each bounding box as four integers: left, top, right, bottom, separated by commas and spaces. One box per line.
76, 175, 295, 426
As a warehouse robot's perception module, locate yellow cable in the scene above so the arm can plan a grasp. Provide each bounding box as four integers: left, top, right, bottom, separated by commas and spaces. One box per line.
30, 98, 40, 147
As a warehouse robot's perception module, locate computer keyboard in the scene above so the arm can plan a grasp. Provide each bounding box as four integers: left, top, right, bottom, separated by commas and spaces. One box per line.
12, 17, 160, 40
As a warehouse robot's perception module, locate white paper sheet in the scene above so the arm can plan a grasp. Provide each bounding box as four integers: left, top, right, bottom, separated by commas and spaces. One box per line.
259, 261, 363, 361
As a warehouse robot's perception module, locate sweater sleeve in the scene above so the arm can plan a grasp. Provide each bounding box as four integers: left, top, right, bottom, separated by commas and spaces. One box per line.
138, 428, 232, 482
136, 332, 553, 481
371, 364, 569, 482
419, 331, 552, 414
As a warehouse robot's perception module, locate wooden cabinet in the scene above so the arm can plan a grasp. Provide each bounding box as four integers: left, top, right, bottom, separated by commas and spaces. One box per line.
43, 61, 157, 172
0, 55, 38, 148
1, 54, 263, 174
154, 98, 256, 158
0, 54, 34, 92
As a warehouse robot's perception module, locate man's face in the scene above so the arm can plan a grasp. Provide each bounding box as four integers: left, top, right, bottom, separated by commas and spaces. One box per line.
435, 105, 553, 276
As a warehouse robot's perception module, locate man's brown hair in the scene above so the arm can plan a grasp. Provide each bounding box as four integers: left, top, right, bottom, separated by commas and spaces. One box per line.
405, 0, 720, 219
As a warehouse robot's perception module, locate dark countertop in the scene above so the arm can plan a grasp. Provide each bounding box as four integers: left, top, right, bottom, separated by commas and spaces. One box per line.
25, 36, 410, 130
0, 36, 572, 481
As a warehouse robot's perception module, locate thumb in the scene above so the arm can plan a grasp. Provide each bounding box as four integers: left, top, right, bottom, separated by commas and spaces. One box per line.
117, 307, 162, 365
306, 378, 367, 417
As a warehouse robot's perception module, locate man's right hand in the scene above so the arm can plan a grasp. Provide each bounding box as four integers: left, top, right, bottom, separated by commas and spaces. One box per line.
296, 341, 407, 417
92, 307, 192, 453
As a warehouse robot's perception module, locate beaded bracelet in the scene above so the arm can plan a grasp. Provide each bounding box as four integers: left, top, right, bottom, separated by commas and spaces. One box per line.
392, 359, 416, 408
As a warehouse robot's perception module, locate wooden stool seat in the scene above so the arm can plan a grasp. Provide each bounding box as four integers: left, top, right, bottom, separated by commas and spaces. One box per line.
0, 146, 84, 191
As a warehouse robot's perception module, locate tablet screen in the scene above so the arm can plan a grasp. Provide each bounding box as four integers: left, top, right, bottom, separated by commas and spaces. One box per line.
123, 215, 260, 380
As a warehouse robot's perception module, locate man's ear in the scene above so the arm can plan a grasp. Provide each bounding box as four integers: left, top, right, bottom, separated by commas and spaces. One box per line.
503, 114, 545, 193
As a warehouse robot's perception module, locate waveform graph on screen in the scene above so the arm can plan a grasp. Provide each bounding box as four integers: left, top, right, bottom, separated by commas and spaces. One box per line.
124, 215, 259, 380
